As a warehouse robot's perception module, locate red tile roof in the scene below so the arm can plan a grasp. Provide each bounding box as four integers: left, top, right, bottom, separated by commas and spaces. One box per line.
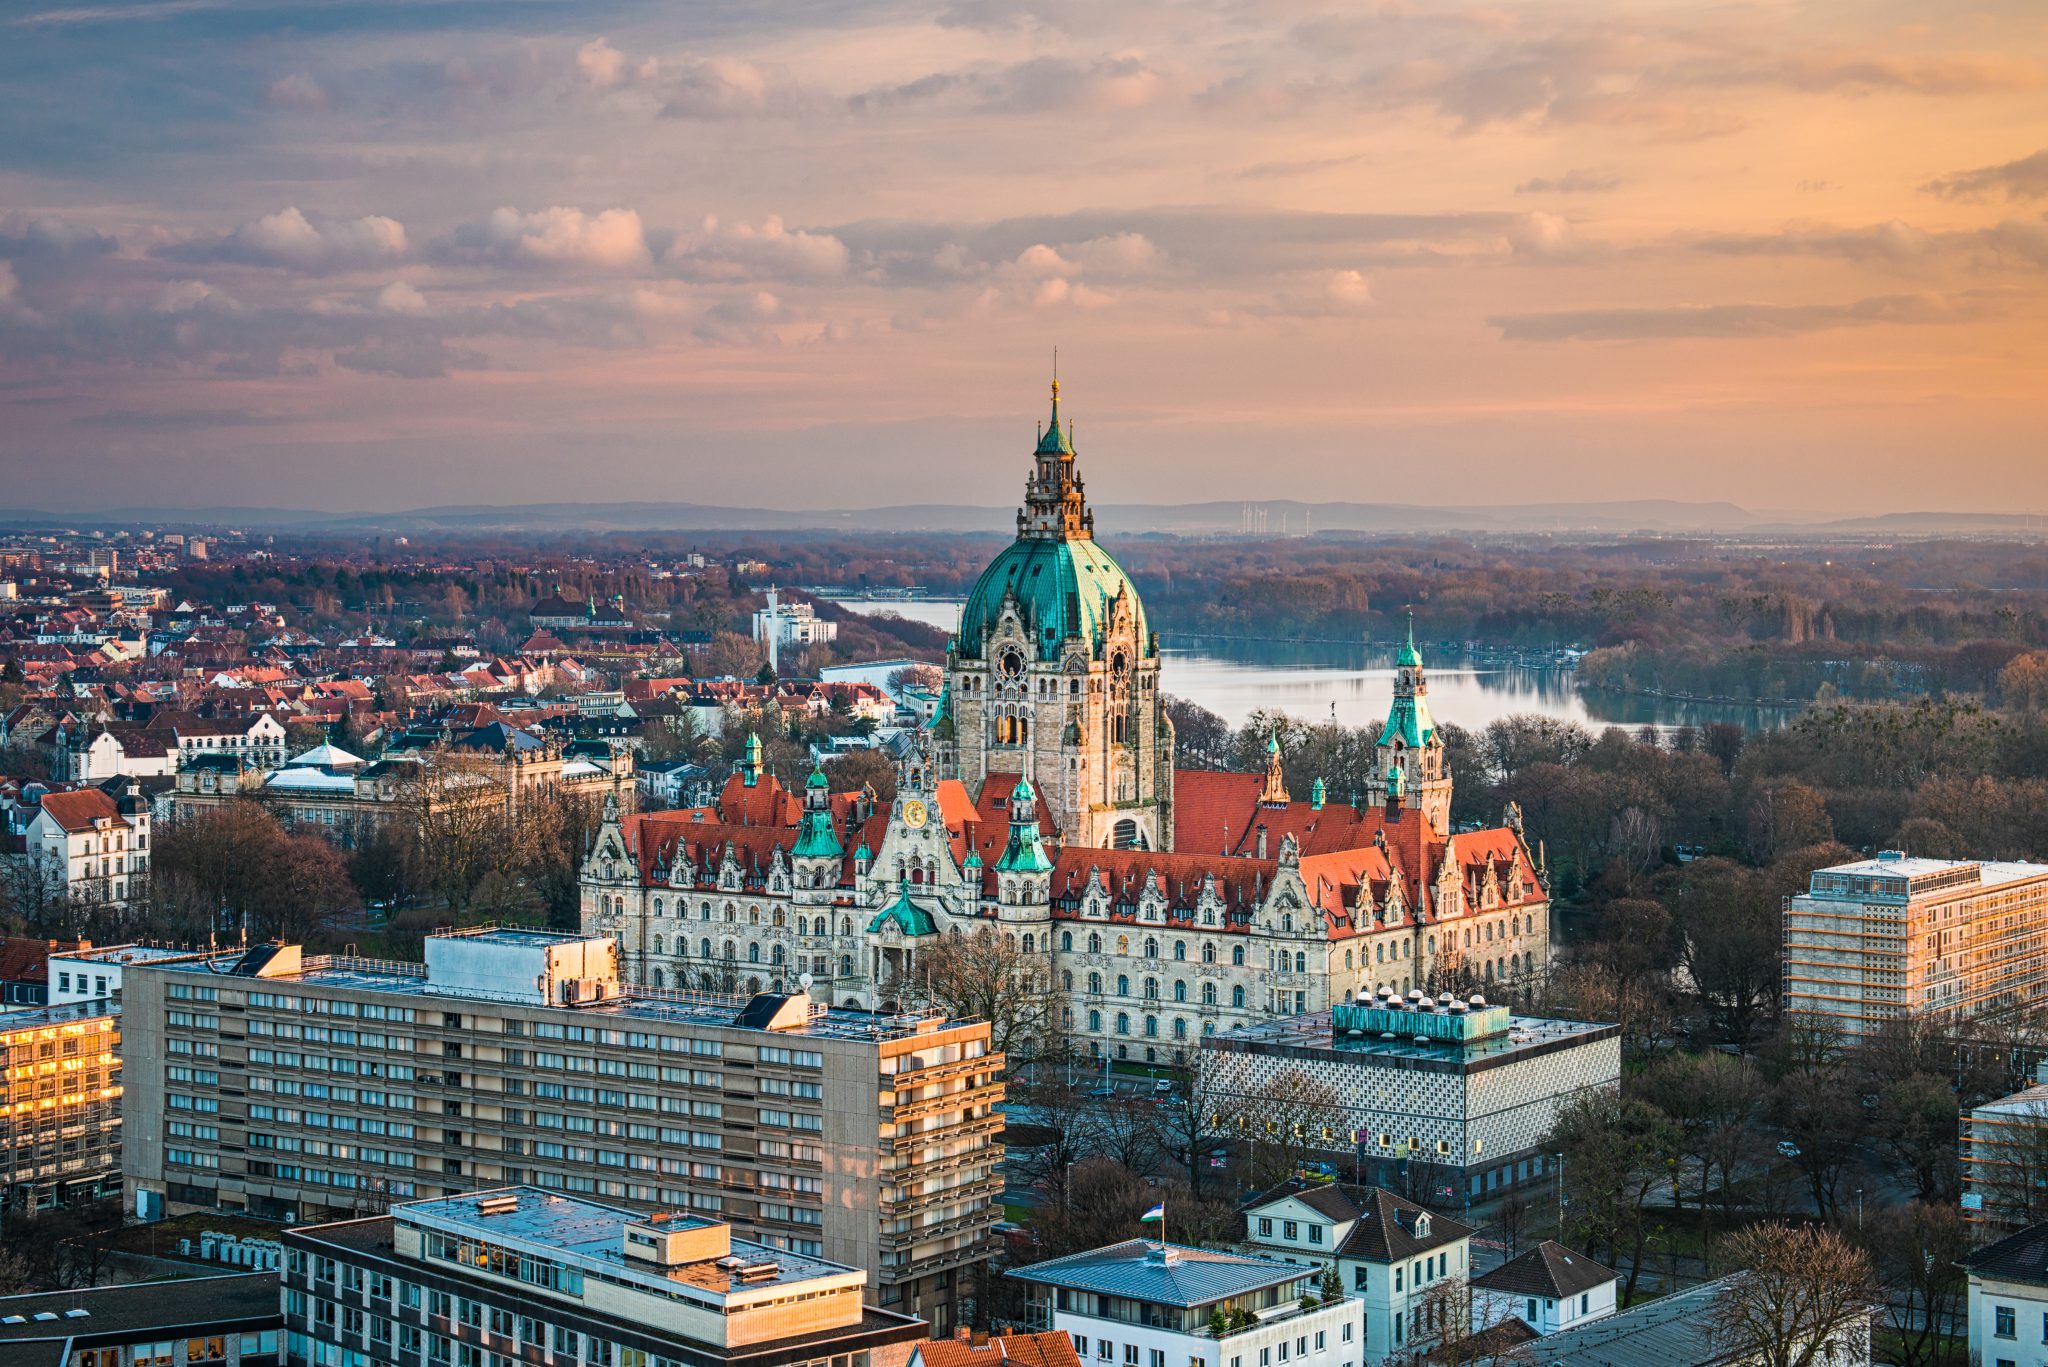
914, 1334, 1082, 1367
35, 788, 125, 833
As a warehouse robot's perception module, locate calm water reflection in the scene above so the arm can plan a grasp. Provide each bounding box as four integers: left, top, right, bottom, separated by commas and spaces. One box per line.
831, 598, 1792, 733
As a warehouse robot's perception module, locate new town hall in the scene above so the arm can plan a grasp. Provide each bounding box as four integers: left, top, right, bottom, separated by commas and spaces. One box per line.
581, 383, 1550, 1064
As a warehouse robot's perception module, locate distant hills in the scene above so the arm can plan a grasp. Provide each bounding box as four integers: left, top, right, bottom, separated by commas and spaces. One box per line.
3, 499, 2045, 538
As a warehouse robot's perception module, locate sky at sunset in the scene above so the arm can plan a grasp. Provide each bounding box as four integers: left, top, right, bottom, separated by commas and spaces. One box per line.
3, 0, 2046, 516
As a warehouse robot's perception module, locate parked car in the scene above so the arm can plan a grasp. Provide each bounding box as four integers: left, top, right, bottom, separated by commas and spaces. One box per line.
1087, 1084, 1117, 1099
1776, 1140, 1802, 1159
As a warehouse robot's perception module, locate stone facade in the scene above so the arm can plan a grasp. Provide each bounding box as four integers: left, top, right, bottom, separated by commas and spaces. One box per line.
581, 383, 1552, 1068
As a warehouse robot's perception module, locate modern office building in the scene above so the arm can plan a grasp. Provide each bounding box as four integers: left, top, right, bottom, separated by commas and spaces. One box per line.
0, 999, 122, 1212
1009, 1240, 1363, 1367
1199, 990, 1619, 1206
1963, 1076, 2048, 1229
122, 929, 1004, 1331
281, 1187, 927, 1367
0, 1272, 281, 1367
1783, 851, 2048, 1041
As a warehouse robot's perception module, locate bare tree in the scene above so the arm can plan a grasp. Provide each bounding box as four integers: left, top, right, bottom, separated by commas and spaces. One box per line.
1859, 1201, 1967, 1367
1235, 1067, 1350, 1191
1397, 1278, 1536, 1367
899, 924, 1058, 1062
1709, 1223, 1877, 1367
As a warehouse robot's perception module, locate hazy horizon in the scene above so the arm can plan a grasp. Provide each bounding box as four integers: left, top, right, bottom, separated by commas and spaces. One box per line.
4, 0, 2046, 516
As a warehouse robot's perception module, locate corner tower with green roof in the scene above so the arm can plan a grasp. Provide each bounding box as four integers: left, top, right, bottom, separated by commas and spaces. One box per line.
944, 375, 1175, 852
1366, 613, 1454, 835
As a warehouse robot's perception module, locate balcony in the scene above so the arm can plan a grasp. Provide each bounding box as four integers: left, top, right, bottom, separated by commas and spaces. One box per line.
883, 1056, 995, 1090
885, 1173, 1005, 1218
887, 1111, 1004, 1154
885, 1232, 1002, 1282
885, 1082, 1007, 1124
880, 1203, 1002, 1249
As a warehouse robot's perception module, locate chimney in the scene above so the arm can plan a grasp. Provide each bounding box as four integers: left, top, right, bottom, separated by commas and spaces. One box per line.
955, 1327, 974, 1343
1385, 789, 1403, 819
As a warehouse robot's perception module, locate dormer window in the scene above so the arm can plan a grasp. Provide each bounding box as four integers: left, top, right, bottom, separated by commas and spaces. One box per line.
1414, 1213, 1431, 1237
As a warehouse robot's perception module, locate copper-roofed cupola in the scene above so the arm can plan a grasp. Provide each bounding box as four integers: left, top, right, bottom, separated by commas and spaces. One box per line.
1021, 372, 1093, 541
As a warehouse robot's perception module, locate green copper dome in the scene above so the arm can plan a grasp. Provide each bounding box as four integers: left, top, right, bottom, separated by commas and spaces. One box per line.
957, 537, 1149, 663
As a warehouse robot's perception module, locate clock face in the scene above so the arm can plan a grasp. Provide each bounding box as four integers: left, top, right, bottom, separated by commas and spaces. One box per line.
998, 647, 1025, 679
902, 799, 928, 829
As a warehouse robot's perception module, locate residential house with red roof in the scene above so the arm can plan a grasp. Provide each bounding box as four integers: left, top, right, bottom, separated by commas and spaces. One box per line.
17, 781, 151, 909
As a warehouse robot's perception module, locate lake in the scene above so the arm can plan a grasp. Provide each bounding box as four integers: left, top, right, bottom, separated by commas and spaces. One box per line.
830, 597, 1792, 734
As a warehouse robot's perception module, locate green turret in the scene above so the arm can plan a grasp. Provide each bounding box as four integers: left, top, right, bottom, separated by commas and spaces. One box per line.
740, 732, 762, 787
996, 776, 1055, 873
792, 761, 843, 859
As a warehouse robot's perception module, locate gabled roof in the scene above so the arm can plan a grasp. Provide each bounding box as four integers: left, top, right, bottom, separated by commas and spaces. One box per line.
1472, 1240, 1616, 1299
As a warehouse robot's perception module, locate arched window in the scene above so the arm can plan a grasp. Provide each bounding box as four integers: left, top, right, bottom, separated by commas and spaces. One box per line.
840, 954, 853, 976
1144, 1016, 1158, 1038
1143, 937, 1158, 959
652, 935, 664, 955
723, 941, 736, 961
1201, 983, 1216, 1006
1202, 943, 1216, 964
841, 916, 852, 936
1173, 940, 1186, 961
1115, 1013, 1130, 1036
1088, 972, 1102, 994
1231, 985, 1246, 1008
748, 943, 761, 963
1088, 932, 1102, 954
1116, 974, 1130, 997
1143, 977, 1158, 1000
1063, 971, 1074, 991
1117, 935, 1130, 955
1232, 945, 1245, 967
700, 938, 713, 959
701, 902, 713, 920
1088, 1010, 1102, 1032
1295, 951, 1307, 973
1173, 980, 1187, 1002
1173, 1018, 1187, 1040
1061, 931, 1074, 952
654, 898, 664, 917
771, 945, 785, 965
652, 968, 665, 988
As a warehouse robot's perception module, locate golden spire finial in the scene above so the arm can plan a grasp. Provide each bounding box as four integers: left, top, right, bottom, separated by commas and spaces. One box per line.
1052, 345, 1059, 400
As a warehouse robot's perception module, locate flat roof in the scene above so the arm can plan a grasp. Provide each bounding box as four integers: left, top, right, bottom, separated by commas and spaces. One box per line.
147, 949, 966, 1043
1205, 1009, 1614, 1068
0, 1000, 119, 1034
1009, 1240, 1309, 1308
50, 944, 207, 966
394, 1190, 862, 1300
0, 1273, 276, 1343
1811, 855, 2048, 889
434, 927, 600, 950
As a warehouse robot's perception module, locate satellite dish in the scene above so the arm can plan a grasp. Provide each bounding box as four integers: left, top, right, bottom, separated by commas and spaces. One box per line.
799, 972, 815, 990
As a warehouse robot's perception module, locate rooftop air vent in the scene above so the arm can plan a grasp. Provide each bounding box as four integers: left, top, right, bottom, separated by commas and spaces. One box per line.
65, 1310, 90, 1319
2, 1316, 27, 1325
